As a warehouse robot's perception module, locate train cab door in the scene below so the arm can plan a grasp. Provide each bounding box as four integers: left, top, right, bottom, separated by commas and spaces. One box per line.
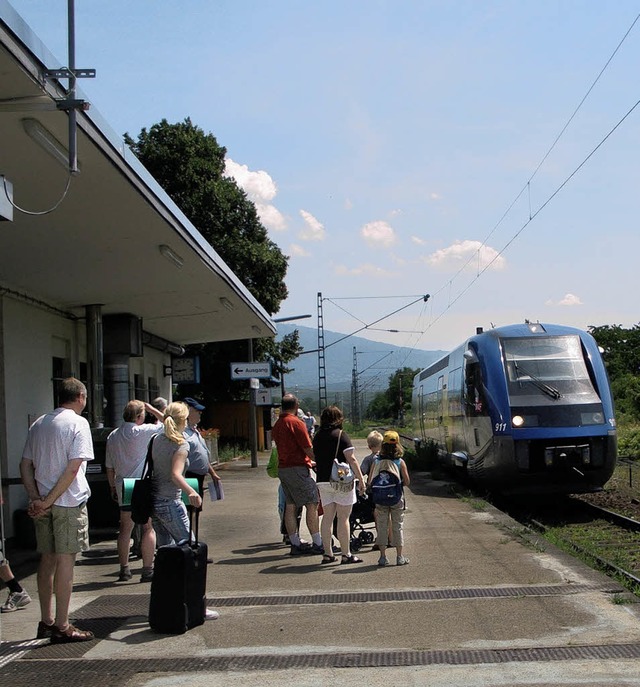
463, 348, 489, 454
437, 374, 447, 449
417, 385, 426, 440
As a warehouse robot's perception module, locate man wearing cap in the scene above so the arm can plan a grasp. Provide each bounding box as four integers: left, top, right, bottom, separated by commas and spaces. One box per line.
272, 393, 322, 555
183, 398, 222, 509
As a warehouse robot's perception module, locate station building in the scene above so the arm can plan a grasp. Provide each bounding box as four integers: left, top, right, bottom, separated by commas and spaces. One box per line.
0, 3, 276, 540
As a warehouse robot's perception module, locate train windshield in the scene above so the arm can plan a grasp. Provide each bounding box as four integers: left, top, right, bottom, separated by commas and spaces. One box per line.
502, 335, 600, 407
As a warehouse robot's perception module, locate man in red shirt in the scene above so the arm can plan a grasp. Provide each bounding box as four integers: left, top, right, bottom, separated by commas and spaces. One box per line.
272, 394, 322, 555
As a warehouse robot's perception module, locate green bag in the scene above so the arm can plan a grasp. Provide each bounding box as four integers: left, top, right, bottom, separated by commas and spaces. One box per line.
267, 444, 279, 478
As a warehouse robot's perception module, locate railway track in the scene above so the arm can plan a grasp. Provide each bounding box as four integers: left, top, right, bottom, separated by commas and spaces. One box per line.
505, 496, 640, 591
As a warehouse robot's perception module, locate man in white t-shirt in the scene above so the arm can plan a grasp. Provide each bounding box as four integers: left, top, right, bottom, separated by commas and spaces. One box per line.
106, 400, 163, 582
20, 377, 95, 644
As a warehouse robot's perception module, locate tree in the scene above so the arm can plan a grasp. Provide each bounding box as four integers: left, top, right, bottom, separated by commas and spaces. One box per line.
589, 324, 640, 423
125, 118, 288, 314
365, 367, 420, 423
125, 118, 293, 401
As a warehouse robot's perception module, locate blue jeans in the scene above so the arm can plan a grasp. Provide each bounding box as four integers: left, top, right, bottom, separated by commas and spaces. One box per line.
152, 497, 190, 546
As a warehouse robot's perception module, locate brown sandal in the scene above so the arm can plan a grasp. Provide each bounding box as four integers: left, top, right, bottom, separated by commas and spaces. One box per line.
51, 623, 95, 644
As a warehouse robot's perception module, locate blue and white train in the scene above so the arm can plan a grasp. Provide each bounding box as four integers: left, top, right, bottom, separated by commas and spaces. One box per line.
412, 322, 617, 494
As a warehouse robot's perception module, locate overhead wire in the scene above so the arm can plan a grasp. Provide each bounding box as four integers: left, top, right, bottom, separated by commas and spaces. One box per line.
415, 95, 640, 347
404, 10, 640, 355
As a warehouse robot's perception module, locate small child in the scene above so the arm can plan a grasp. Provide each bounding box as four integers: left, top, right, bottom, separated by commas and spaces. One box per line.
360, 430, 383, 484
369, 430, 411, 566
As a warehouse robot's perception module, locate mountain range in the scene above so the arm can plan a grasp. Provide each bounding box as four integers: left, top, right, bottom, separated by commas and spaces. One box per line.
276, 324, 446, 398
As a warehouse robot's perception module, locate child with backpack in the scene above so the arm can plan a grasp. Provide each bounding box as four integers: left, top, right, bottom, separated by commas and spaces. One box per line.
368, 430, 411, 566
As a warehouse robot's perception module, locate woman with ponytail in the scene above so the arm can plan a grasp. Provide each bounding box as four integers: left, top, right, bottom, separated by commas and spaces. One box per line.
151, 402, 202, 546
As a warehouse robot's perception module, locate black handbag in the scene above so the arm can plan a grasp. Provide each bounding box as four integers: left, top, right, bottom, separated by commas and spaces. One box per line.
131, 436, 156, 524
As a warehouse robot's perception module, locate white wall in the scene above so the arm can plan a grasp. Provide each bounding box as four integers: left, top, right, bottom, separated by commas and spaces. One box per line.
0, 295, 172, 539
0, 296, 80, 534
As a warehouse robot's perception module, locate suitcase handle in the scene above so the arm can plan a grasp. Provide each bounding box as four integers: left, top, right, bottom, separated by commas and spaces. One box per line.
187, 506, 200, 546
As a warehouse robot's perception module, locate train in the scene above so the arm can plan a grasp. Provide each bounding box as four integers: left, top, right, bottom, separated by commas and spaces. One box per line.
411, 322, 617, 494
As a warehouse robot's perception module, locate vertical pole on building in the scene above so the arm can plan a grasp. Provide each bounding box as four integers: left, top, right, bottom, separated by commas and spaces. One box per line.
248, 339, 258, 468
67, 0, 79, 174
85, 305, 104, 428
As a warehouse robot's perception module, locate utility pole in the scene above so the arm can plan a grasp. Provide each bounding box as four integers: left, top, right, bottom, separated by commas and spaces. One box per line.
351, 346, 359, 427
247, 339, 258, 468
317, 292, 327, 411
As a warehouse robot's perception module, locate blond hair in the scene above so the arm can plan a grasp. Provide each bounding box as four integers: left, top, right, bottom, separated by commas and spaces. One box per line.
367, 430, 383, 451
163, 402, 189, 444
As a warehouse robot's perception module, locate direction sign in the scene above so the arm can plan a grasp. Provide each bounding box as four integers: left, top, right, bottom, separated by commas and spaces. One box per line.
230, 361, 271, 380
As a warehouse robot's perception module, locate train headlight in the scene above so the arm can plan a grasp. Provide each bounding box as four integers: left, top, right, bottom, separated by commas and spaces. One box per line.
512, 415, 525, 427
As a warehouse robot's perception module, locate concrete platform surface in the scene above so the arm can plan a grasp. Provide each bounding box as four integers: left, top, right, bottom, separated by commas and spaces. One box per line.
2, 438, 640, 687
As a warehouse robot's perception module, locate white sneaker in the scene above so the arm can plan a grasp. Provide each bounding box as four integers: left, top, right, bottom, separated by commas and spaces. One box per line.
1, 590, 31, 613
205, 608, 220, 620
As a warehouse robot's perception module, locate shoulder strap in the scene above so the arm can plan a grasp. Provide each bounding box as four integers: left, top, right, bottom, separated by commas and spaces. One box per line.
142, 435, 156, 478
334, 429, 343, 461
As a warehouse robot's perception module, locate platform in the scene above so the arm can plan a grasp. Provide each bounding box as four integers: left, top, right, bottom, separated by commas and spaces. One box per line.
2, 438, 640, 687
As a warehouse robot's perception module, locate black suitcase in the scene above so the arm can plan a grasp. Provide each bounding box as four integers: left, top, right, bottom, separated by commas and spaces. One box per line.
148, 510, 208, 634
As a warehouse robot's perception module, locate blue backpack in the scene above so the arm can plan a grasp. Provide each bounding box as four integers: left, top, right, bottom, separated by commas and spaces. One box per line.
370, 462, 403, 506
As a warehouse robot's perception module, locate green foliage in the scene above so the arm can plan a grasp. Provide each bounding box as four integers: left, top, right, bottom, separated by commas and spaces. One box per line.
617, 424, 640, 458
365, 367, 420, 423
126, 118, 293, 402
589, 324, 640, 423
125, 118, 288, 314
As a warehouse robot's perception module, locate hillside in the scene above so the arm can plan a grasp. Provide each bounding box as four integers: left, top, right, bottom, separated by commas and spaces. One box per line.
277, 324, 446, 397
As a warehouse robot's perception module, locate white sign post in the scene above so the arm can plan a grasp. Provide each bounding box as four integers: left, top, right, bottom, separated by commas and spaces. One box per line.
230, 362, 271, 380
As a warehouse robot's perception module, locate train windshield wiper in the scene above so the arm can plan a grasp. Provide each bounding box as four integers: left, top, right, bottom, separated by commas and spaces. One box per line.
513, 361, 562, 400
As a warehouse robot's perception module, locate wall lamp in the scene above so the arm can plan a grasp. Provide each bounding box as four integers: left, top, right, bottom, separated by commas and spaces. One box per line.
22, 118, 72, 170
219, 297, 234, 312
158, 244, 184, 268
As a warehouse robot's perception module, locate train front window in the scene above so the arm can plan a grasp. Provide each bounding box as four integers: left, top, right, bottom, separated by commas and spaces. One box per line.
502, 335, 601, 410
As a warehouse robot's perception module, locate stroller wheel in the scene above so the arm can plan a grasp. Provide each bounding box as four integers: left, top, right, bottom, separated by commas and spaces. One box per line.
359, 531, 375, 545
350, 538, 362, 552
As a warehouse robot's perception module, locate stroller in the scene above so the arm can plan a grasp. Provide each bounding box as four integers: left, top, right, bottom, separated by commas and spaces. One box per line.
349, 491, 376, 551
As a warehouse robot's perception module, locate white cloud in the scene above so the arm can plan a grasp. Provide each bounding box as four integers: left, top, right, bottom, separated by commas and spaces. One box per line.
426, 240, 506, 271
361, 220, 397, 247
334, 263, 394, 277
288, 243, 310, 257
545, 293, 583, 306
344, 198, 353, 210
256, 203, 287, 232
225, 158, 276, 200
224, 158, 286, 231
298, 210, 326, 241
430, 192, 442, 201
411, 235, 427, 245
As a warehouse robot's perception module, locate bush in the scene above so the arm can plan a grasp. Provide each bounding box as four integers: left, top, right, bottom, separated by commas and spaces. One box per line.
407, 438, 439, 471
617, 424, 640, 459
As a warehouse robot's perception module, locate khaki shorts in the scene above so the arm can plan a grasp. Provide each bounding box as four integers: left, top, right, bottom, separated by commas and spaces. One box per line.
34, 503, 89, 554
279, 466, 319, 507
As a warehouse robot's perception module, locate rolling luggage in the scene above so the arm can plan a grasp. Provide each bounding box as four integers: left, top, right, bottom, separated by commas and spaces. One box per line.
148, 509, 208, 634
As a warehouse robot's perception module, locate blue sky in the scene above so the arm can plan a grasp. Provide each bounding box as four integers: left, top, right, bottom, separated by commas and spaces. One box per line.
8, 1, 640, 352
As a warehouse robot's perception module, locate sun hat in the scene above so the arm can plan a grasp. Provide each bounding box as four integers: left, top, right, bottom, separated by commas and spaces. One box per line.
382, 430, 400, 445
